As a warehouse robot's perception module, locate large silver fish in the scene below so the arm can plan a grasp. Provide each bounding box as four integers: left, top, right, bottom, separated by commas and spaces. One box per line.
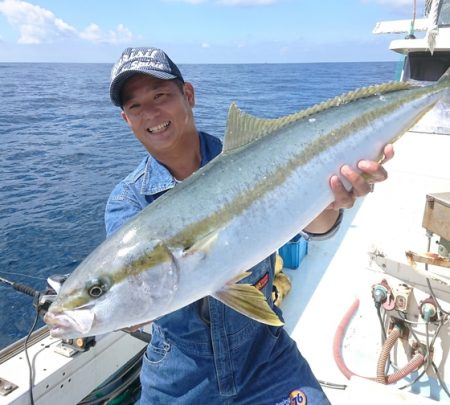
44, 69, 450, 338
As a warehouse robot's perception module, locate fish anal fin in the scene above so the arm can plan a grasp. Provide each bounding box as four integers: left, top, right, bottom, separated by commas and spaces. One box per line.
212, 282, 283, 326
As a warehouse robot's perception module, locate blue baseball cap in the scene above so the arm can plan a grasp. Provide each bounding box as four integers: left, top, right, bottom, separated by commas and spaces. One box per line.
110, 47, 184, 107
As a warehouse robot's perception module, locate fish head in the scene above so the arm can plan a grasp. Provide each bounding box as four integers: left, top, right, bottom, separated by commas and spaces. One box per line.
44, 237, 180, 338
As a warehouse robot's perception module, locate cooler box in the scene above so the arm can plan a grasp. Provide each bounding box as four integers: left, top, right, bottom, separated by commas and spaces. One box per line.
278, 235, 308, 269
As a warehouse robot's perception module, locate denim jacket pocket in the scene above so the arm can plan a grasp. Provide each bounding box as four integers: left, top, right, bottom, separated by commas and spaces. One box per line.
144, 329, 171, 365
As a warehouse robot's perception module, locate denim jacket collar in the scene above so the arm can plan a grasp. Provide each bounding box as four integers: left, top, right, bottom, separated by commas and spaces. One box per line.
139, 130, 221, 197
141, 157, 176, 196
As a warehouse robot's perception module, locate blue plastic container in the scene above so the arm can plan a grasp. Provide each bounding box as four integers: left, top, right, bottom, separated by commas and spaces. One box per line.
278, 235, 308, 269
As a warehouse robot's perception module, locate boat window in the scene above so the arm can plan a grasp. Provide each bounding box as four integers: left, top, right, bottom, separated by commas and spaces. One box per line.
439, 0, 450, 26
405, 52, 450, 81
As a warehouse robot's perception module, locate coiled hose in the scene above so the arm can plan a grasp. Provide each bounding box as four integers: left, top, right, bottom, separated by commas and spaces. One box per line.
376, 326, 425, 384
333, 298, 425, 384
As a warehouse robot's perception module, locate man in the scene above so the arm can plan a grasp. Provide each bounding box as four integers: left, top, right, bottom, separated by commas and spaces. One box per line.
106, 47, 393, 404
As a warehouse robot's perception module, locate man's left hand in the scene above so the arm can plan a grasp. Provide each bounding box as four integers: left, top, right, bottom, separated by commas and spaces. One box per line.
328, 144, 394, 210
303, 144, 394, 235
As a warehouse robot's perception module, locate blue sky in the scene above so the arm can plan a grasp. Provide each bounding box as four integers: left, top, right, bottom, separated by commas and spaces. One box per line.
0, 0, 426, 63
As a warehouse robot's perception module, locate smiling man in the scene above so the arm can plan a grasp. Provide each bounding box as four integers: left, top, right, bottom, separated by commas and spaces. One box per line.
106, 46, 392, 404
119, 73, 200, 180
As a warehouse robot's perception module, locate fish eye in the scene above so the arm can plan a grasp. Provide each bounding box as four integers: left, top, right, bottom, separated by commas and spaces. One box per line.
86, 277, 111, 298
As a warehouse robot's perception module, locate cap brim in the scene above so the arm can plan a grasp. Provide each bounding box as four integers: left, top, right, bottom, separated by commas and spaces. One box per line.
110, 69, 177, 107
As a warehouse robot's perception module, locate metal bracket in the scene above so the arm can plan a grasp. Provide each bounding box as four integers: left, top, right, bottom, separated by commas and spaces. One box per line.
0, 377, 18, 396
53, 337, 96, 358
369, 249, 450, 303
54, 342, 79, 358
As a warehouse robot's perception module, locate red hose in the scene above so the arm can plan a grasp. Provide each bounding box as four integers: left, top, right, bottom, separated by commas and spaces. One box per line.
332, 298, 370, 379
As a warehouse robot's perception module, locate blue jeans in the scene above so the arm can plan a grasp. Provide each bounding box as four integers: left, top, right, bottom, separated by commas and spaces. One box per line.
139, 319, 330, 404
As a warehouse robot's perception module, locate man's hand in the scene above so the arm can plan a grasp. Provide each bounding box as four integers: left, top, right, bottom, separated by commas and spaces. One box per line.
304, 144, 394, 234
328, 144, 394, 210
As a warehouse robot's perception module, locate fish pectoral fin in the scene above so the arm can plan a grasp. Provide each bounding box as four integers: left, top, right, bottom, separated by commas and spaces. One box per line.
212, 282, 284, 327
182, 231, 219, 257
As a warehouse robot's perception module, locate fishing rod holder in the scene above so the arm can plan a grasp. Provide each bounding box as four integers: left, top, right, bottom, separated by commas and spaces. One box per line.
54, 336, 97, 358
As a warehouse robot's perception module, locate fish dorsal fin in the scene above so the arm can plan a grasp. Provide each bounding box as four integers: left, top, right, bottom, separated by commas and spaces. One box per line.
223, 81, 413, 153
223, 103, 289, 153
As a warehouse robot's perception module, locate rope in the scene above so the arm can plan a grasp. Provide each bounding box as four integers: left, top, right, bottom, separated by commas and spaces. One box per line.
426, 0, 441, 54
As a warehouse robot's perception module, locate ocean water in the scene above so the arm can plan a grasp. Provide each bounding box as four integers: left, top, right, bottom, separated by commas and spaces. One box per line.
0, 61, 397, 349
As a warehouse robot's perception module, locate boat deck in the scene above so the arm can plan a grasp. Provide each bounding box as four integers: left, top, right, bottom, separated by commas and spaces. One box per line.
282, 129, 450, 404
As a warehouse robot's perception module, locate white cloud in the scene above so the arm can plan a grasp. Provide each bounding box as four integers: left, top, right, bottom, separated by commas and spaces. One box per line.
201, 42, 211, 48
0, 0, 76, 44
79, 23, 133, 44
0, 0, 135, 44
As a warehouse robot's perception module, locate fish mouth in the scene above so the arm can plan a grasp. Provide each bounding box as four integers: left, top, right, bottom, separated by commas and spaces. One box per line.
44, 309, 95, 338
146, 121, 170, 134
